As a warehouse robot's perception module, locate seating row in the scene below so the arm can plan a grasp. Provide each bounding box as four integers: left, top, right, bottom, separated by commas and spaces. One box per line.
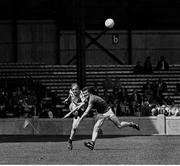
0, 64, 180, 104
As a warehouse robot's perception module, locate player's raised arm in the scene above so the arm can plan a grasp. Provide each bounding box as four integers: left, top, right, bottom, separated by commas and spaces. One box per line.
63, 89, 72, 104
78, 87, 93, 122
79, 103, 93, 122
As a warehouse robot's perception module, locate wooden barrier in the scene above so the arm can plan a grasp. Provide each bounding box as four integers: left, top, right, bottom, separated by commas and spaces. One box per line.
166, 117, 180, 135
0, 115, 179, 135
0, 115, 164, 135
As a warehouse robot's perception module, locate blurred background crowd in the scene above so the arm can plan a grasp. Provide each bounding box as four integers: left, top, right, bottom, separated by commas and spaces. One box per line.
0, 56, 179, 118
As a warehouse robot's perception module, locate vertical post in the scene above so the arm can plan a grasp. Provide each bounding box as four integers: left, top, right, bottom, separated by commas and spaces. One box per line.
55, 20, 60, 65
55, 1, 60, 65
12, 0, 18, 63
127, 29, 132, 65
127, 0, 132, 65
157, 114, 166, 135
76, 0, 86, 89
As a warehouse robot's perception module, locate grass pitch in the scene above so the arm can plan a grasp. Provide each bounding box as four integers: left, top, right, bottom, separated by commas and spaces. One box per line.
0, 135, 180, 164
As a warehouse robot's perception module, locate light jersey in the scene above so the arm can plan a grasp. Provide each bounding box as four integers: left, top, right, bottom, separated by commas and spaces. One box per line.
88, 94, 109, 114
69, 89, 86, 103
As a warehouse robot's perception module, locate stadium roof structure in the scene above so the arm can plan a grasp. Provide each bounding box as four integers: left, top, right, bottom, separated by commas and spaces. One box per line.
1, 0, 180, 30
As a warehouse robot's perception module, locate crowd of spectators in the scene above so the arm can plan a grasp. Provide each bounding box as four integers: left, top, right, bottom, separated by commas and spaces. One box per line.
0, 78, 178, 118
133, 56, 169, 74
101, 55, 178, 116
101, 76, 176, 117
0, 55, 179, 118
0, 82, 66, 119
0, 86, 37, 118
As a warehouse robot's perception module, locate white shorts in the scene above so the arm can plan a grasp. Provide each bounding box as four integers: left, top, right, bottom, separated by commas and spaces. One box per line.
95, 108, 115, 129
72, 116, 80, 129
97, 108, 115, 120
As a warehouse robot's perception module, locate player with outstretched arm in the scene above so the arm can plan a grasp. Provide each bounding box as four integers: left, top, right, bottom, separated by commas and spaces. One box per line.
75, 86, 140, 150
63, 83, 86, 150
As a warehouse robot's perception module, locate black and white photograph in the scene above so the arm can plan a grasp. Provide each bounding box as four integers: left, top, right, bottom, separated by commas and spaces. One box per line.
0, 0, 180, 165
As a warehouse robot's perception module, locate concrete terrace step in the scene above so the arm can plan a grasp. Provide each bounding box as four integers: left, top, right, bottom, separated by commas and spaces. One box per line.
42, 82, 179, 88
2, 72, 180, 80
1, 63, 180, 67
1, 64, 180, 104
1, 67, 180, 73
2, 76, 180, 83
41, 77, 180, 83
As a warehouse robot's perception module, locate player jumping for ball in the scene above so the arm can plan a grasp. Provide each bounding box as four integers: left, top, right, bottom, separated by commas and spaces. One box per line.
63, 83, 86, 150
75, 86, 140, 150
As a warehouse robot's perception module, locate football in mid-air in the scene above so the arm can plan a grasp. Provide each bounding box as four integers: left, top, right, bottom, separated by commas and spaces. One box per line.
105, 18, 114, 28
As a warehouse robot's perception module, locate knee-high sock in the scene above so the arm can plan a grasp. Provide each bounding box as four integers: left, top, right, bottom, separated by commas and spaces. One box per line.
92, 126, 99, 142
69, 128, 76, 140
119, 121, 132, 128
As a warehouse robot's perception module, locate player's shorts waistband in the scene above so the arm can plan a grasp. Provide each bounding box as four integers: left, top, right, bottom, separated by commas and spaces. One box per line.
105, 106, 111, 112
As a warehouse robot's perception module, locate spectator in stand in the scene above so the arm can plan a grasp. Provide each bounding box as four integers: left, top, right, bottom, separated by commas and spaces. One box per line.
102, 89, 111, 104
26, 91, 37, 116
118, 87, 130, 116
156, 56, 169, 71
113, 77, 121, 90
144, 83, 154, 102
15, 87, 23, 100
129, 90, 142, 116
156, 78, 167, 96
4, 90, 11, 117
34, 81, 46, 114
143, 79, 152, 92
144, 56, 153, 74
108, 87, 120, 115
151, 80, 158, 98
119, 100, 130, 116
10, 87, 24, 117
140, 96, 151, 116
110, 78, 122, 115
107, 86, 129, 116
18, 91, 36, 118
90, 82, 99, 96
143, 79, 159, 105
119, 87, 129, 104
103, 75, 113, 92
133, 61, 144, 74
53, 93, 65, 118
174, 83, 180, 95
155, 93, 166, 106
9, 91, 21, 117
0, 89, 8, 118
21, 86, 28, 97
39, 97, 53, 118
165, 96, 174, 105
143, 80, 157, 105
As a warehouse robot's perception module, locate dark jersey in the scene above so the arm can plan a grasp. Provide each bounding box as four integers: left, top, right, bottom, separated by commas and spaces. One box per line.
88, 94, 109, 114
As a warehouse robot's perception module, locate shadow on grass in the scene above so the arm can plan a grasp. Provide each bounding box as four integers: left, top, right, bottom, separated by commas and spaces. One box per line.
0, 135, 153, 143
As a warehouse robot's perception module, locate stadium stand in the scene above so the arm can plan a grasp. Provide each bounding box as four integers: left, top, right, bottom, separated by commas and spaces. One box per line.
0, 63, 180, 106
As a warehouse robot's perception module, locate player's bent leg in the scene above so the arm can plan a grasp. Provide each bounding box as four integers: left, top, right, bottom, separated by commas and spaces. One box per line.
68, 127, 77, 150
93, 113, 103, 136
84, 118, 104, 150
68, 117, 80, 150
110, 114, 140, 130
109, 114, 128, 128
92, 118, 104, 142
